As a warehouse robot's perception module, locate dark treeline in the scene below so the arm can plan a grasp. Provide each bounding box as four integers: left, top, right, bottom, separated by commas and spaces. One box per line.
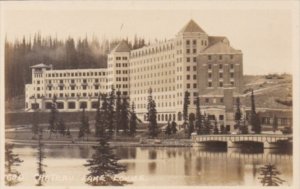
5, 33, 147, 100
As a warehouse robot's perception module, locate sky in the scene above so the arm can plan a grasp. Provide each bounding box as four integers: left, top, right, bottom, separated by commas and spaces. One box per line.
1, 1, 298, 75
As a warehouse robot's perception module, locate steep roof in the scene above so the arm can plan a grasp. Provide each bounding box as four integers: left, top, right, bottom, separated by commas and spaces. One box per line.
179, 19, 206, 33
111, 41, 131, 53
201, 41, 241, 54
208, 36, 227, 46
30, 63, 51, 68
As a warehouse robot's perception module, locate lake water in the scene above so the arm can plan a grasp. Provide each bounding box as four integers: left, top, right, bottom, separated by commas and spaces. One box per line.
10, 144, 292, 186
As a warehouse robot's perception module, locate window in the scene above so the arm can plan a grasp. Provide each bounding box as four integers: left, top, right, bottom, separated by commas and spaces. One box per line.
230, 55, 234, 59
187, 84, 190, 89
91, 101, 98, 109
187, 66, 190, 71
208, 82, 212, 87
186, 40, 190, 45
193, 40, 197, 45
80, 102, 87, 109
193, 49, 196, 54
231, 81, 234, 86
68, 102, 76, 109
59, 86, 63, 90
47, 86, 52, 91
193, 83, 197, 88
230, 73, 234, 78
193, 75, 197, 80
193, 57, 197, 62
186, 49, 190, 54
219, 64, 223, 69
45, 102, 52, 109
187, 57, 190, 62
230, 64, 234, 69
208, 55, 212, 60
219, 115, 224, 120
220, 98, 224, 103
205, 98, 209, 103
71, 86, 75, 90
82, 86, 87, 90
208, 73, 212, 78
193, 66, 196, 71
219, 73, 223, 78
187, 75, 190, 80
219, 55, 222, 60
208, 64, 212, 69
219, 82, 223, 87
57, 102, 64, 109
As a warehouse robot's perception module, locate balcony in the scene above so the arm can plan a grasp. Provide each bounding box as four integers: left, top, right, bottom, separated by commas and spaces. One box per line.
81, 82, 88, 86
58, 83, 64, 87
47, 83, 53, 87
69, 83, 76, 87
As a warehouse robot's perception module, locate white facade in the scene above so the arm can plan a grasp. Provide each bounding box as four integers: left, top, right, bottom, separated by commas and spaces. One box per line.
25, 20, 243, 126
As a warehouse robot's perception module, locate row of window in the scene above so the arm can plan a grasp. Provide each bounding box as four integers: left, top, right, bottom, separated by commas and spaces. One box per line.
208, 63, 235, 70
130, 43, 174, 58
46, 71, 106, 78
207, 54, 235, 60
208, 81, 234, 87
208, 73, 234, 78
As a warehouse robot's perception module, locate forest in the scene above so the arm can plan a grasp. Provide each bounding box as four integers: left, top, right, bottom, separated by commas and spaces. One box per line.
5, 33, 147, 100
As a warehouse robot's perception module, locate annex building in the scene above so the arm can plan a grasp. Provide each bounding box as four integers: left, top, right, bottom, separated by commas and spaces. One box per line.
25, 20, 244, 129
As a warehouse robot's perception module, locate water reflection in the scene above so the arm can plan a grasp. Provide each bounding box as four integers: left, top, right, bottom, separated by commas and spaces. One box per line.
13, 145, 292, 186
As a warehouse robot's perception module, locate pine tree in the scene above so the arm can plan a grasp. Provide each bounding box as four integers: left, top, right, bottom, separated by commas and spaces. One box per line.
58, 118, 66, 137
250, 90, 261, 134
171, 120, 178, 134
115, 90, 122, 133
183, 91, 190, 127
5, 143, 23, 186
120, 96, 129, 134
258, 164, 285, 186
84, 107, 128, 185
213, 120, 219, 134
195, 96, 203, 135
188, 113, 195, 137
36, 129, 46, 186
235, 97, 242, 132
165, 120, 172, 136
129, 102, 138, 136
31, 109, 39, 140
48, 95, 58, 139
272, 115, 278, 133
147, 88, 158, 138
78, 107, 85, 139
94, 95, 102, 137
108, 88, 116, 136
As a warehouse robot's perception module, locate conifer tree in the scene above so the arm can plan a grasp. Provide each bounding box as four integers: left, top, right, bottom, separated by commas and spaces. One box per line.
188, 113, 195, 137
129, 102, 138, 136
250, 90, 261, 134
108, 88, 116, 136
5, 143, 23, 186
258, 164, 285, 186
58, 118, 66, 137
115, 90, 122, 133
84, 101, 128, 186
94, 95, 102, 137
195, 96, 203, 134
120, 96, 129, 134
36, 129, 46, 186
235, 97, 242, 131
31, 105, 39, 140
183, 91, 190, 127
165, 120, 172, 136
78, 107, 87, 139
147, 88, 158, 138
171, 120, 178, 134
48, 95, 58, 138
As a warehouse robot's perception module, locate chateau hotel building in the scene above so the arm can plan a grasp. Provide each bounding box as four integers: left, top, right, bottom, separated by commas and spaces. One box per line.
25, 20, 243, 128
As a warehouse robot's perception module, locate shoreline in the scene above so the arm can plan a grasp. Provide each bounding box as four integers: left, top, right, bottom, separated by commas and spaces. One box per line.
5, 138, 193, 147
